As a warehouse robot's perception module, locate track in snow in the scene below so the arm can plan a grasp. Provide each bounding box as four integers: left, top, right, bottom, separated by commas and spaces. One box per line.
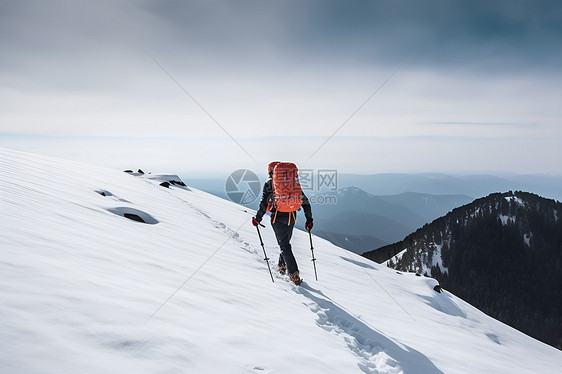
159, 186, 443, 374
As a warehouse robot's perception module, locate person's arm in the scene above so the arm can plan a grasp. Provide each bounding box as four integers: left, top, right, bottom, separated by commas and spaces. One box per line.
301, 192, 313, 229
255, 180, 272, 222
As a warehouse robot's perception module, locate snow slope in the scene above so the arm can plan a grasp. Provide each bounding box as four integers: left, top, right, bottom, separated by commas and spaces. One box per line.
1, 148, 561, 374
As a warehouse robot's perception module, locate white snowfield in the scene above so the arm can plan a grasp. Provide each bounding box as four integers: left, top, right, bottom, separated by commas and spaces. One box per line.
1, 148, 560, 374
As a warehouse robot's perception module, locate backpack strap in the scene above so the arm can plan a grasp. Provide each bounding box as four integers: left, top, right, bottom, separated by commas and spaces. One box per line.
271, 210, 297, 225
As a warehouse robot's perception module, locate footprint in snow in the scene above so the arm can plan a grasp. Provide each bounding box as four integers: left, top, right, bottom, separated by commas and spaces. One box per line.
95, 189, 131, 203
244, 365, 269, 373
296, 285, 444, 374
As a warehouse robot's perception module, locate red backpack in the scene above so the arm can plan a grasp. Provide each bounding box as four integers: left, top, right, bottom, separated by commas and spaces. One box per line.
271, 162, 303, 214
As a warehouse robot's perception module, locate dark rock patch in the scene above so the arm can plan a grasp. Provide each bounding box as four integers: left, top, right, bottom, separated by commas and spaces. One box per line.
124, 213, 145, 223
95, 189, 113, 197
107, 207, 158, 225
146, 174, 190, 190
169, 180, 187, 187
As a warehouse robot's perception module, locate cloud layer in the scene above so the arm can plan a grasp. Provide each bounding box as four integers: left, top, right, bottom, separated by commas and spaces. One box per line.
1, 0, 561, 174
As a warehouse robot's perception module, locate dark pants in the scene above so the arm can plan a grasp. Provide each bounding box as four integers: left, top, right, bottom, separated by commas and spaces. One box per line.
271, 219, 299, 275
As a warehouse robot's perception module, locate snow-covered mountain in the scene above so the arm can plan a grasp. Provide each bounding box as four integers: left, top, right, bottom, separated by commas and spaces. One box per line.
1, 148, 561, 374
363, 191, 562, 351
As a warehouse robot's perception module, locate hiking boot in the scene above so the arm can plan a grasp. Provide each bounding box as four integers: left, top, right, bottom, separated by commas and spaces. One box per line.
278, 265, 287, 275
289, 272, 303, 285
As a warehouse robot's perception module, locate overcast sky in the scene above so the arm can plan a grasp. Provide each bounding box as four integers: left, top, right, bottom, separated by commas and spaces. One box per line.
1, 0, 561, 177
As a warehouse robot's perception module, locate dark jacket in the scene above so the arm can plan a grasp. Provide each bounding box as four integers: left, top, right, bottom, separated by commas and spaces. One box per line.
255, 178, 312, 225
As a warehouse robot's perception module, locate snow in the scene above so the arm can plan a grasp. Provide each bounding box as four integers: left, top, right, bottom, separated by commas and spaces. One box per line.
498, 214, 516, 225
405, 242, 449, 276
523, 233, 532, 247
392, 248, 408, 262
1, 148, 562, 374
471, 206, 482, 219
430, 243, 448, 274
505, 195, 525, 206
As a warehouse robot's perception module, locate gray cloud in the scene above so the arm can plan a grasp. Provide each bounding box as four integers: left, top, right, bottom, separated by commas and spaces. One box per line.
129, 1, 562, 70
1, 0, 561, 175
420, 122, 540, 128
285, 0, 562, 71
3, 0, 561, 87
0, 1, 147, 92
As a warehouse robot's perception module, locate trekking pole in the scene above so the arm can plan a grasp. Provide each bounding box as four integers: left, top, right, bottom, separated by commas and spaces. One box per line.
308, 230, 318, 281
256, 224, 274, 283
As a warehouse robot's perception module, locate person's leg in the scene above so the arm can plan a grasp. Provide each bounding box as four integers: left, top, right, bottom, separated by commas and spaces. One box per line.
277, 254, 286, 273
271, 221, 298, 275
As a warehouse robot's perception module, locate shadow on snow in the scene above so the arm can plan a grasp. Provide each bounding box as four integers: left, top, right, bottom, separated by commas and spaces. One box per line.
297, 283, 444, 374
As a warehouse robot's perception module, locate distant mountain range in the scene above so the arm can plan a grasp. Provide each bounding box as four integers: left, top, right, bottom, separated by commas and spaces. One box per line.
311, 187, 472, 253
185, 172, 562, 254
338, 173, 562, 201
186, 172, 562, 205
363, 191, 562, 350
